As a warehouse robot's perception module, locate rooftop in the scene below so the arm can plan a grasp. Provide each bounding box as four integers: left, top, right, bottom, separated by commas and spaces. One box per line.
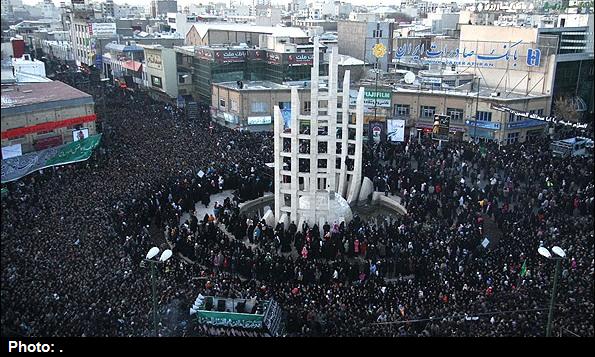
392, 84, 551, 101
1, 81, 93, 116
216, 81, 290, 91
190, 23, 309, 39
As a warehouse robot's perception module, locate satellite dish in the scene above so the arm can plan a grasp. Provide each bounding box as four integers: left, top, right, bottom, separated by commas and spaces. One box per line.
404, 71, 415, 84
146, 247, 160, 260
552, 246, 566, 258
159, 249, 173, 262
538, 247, 551, 259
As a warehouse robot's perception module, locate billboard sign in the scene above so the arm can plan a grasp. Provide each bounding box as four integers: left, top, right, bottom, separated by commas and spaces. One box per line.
387, 119, 405, 142
369, 121, 384, 143
247, 116, 272, 125
1, 143, 22, 159
280, 102, 291, 129
34, 136, 63, 151
266, 52, 281, 65
422, 77, 442, 85
489, 103, 580, 126
248, 50, 266, 61
364, 89, 391, 108
72, 128, 89, 142
197, 48, 214, 61
287, 53, 314, 66
394, 41, 543, 68
215, 50, 246, 64
146, 52, 163, 70
94, 54, 102, 67
465, 119, 501, 130
90, 23, 117, 38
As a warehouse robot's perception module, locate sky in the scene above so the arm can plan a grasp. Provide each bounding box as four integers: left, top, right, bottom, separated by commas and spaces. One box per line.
22, 0, 467, 8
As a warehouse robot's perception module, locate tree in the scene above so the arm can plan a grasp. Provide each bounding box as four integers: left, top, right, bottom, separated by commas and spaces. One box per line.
553, 96, 581, 122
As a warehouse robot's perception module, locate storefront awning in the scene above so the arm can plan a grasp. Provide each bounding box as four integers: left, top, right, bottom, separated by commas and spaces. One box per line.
121, 60, 142, 72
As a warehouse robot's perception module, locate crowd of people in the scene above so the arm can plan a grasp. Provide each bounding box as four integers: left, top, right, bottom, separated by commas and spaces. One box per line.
1, 67, 593, 337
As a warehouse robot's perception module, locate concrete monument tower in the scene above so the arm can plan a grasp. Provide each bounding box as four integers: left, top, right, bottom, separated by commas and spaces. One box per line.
273, 37, 365, 231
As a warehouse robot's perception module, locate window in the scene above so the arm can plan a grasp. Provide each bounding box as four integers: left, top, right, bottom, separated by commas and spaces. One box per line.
219, 99, 226, 108
477, 111, 492, 121
508, 112, 523, 122
304, 101, 311, 113
447, 108, 464, 121
507, 132, 520, 144
231, 100, 239, 112
393, 104, 410, 117
251, 102, 268, 113
420, 106, 436, 118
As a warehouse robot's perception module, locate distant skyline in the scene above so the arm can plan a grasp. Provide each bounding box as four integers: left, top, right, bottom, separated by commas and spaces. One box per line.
20, 0, 470, 8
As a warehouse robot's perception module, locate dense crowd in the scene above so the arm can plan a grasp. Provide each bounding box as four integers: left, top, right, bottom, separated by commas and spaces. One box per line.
1, 68, 593, 337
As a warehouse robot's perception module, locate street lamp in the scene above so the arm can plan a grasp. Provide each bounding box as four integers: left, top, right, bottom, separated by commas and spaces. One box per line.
143, 247, 173, 337
538, 245, 566, 337
100, 77, 109, 113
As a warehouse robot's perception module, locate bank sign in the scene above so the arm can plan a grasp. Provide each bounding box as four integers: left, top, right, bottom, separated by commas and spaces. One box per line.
395, 41, 542, 68
215, 50, 246, 64
287, 53, 314, 66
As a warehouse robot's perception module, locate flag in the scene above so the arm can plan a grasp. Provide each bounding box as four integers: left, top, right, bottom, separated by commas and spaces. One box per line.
520, 260, 527, 277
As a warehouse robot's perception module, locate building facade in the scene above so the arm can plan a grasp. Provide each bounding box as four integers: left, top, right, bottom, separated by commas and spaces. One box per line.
70, 10, 117, 67
1, 81, 96, 155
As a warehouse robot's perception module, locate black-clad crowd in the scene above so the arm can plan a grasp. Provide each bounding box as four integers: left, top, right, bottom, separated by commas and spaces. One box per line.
1, 70, 593, 337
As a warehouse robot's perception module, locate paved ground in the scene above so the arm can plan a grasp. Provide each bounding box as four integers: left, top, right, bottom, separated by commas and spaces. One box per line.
179, 190, 235, 226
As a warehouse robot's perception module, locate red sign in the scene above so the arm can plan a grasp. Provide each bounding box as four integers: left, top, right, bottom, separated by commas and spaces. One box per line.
1, 114, 97, 140
248, 50, 265, 61
287, 53, 314, 66
266, 52, 281, 65
214, 50, 246, 64
34, 135, 63, 151
196, 48, 214, 61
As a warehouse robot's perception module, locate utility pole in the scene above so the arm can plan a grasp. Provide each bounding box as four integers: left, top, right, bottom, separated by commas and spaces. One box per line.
473, 77, 481, 143
546, 258, 562, 337
150, 260, 158, 337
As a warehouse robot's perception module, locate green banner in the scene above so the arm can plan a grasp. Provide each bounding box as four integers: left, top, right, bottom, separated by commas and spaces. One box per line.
1, 134, 102, 183
46, 134, 102, 166
196, 310, 264, 329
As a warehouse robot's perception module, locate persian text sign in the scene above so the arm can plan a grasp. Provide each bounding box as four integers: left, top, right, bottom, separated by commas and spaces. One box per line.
90, 23, 116, 38
215, 50, 246, 64
196, 310, 264, 329
395, 41, 542, 68
146, 52, 163, 70
287, 53, 313, 65
364, 90, 391, 108
490, 104, 587, 128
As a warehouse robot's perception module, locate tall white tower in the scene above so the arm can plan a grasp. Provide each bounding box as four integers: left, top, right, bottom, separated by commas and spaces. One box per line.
273, 37, 365, 231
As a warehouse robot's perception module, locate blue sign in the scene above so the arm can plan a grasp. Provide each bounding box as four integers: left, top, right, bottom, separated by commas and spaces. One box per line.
465, 120, 500, 130
508, 119, 546, 129
526, 48, 541, 67
394, 41, 542, 68
280, 102, 291, 129
95, 55, 102, 67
